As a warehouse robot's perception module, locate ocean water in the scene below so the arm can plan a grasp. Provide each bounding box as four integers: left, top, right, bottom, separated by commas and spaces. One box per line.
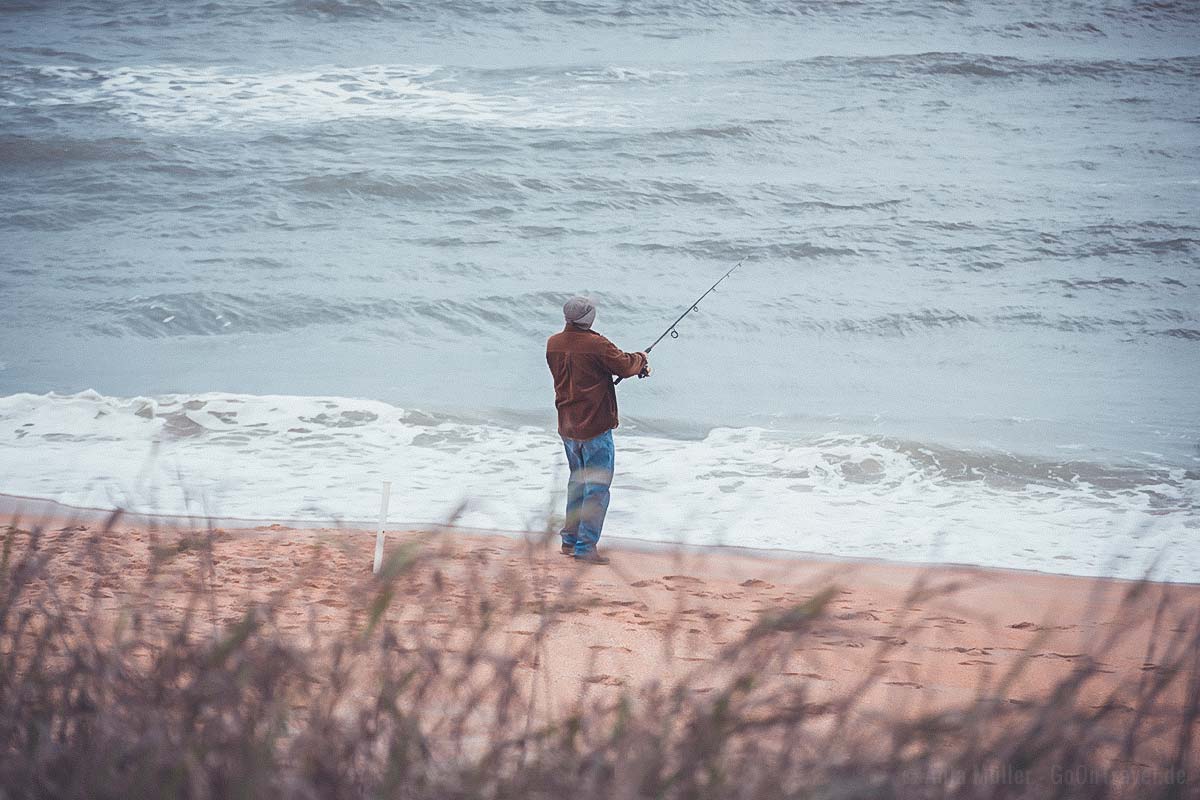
1, 1, 1197, 580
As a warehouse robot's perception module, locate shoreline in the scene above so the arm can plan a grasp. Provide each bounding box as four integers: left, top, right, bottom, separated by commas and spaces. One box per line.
2, 490, 1193, 587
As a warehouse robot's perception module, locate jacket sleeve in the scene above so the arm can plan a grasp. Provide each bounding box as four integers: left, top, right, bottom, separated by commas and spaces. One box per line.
597, 339, 647, 379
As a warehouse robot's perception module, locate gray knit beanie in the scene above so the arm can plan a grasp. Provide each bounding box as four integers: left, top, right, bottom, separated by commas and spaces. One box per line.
563, 295, 596, 329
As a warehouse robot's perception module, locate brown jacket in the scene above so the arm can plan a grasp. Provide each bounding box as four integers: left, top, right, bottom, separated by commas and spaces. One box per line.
546, 324, 647, 440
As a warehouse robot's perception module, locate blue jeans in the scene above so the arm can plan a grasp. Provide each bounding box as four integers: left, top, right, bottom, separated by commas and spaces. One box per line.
560, 429, 614, 556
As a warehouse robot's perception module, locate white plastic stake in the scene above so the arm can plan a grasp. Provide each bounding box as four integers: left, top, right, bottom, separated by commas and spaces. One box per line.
373, 480, 391, 574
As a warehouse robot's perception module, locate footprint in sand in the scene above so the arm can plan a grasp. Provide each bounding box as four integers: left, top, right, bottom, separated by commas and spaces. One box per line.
781, 672, 832, 681
821, 639, 865, 649
870, 635, 908, 646
935, 646, 992, 656
1009, 621, 1075, 632
739, 579, 773, 589
583, 674, 625, 686
1034, 652, 1084, 661
1092, 701, 1134, 712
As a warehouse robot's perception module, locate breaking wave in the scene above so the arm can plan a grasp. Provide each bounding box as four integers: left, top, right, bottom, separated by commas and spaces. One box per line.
0, 64, 625, 131
1, 390, 1196, 581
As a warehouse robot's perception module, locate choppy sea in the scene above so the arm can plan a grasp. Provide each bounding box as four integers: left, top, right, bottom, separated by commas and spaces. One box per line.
1, 1, 1197, 580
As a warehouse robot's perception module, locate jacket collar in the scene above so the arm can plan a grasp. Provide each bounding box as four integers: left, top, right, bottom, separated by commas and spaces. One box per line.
563, 323, 597, 334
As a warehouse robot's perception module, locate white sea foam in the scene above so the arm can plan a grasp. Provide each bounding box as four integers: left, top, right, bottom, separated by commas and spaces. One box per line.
8, 64, 626, 130
1, 391, 1195, 582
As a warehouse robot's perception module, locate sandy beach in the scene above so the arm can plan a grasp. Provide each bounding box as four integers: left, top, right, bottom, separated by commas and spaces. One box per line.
5, 497, 1198, 796
8, 499, 1195, 721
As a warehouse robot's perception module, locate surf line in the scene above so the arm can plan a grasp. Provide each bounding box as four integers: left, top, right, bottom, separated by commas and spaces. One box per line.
614, 257, 745, 386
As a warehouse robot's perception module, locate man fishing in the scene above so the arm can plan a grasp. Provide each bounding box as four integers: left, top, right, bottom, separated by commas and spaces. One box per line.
546, 296, 649, 564
546, 262, 741, 564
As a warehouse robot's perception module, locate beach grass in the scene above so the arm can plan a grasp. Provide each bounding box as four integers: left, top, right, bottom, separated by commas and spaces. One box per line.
0, 511, 1196, 799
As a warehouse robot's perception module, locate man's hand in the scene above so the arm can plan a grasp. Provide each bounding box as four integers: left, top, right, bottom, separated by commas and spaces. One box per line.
637, 353, 651, 379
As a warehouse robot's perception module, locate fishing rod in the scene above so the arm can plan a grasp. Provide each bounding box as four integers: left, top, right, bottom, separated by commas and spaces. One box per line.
615, 257, 744, 385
